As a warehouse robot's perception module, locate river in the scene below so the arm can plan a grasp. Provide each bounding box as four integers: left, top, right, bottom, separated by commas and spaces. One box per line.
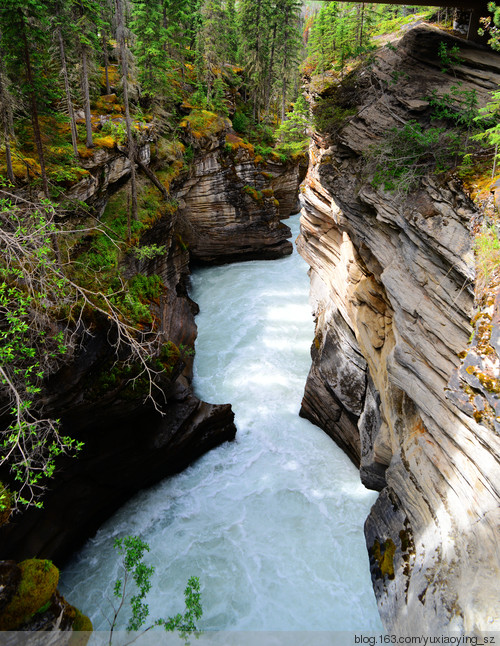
60, 214, 382, 639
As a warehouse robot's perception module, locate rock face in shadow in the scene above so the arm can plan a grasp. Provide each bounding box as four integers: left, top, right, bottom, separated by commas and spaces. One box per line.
0, 210, 236, 564
298, 25, 500, 633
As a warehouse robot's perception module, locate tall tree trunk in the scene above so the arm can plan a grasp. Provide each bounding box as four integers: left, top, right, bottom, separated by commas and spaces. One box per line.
102, 31, 111, 94
358, 3, 364, 47
253, 0, 262, 122
58, 26, 79, 157
281, 7, 290, 122
81, 44, 94, 148
115, 0, 138, 221
0, 52, 15, 185
3, 119, 14, 185
265, 21, 277, 114
20, 14, 49, 197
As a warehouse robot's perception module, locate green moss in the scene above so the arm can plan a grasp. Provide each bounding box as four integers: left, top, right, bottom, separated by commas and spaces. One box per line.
242, 185, 263, 201
72, 607, 93, 632
0, 481, 12, 526
180, 110, 229, 140
0, 559, 59, 630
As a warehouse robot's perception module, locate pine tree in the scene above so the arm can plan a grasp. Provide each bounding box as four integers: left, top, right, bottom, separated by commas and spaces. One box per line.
275, 0, 303, 120
73, 0, 101, 148
0, 0, 54, 196
239, 0, 272, 121
198, 0, 227, 106
53, 0, 79, 157
307, 3, 339, 76
100, 0, 114, 95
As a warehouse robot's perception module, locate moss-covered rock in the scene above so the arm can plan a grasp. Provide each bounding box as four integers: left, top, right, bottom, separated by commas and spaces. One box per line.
71, 607, 93, 632
0, 561, 21, 613
0, 559, 59, 630
371, 538, 396, 580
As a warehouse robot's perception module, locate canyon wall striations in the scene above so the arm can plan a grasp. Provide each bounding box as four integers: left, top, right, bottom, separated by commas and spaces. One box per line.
298, 25, 500, 632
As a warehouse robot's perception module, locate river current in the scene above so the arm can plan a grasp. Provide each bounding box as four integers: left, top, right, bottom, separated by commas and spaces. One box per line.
60, 214, 382, 635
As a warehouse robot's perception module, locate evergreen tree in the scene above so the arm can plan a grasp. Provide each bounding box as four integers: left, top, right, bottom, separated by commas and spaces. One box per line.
53, 0, 80, 157
0, 0, 55, 196
198, 0, 226, 106
73, 0, 102, 148
275, 0, 303, 120
239, 0, 272, 121
307, 3, 339, 75
115, 0, 138, 221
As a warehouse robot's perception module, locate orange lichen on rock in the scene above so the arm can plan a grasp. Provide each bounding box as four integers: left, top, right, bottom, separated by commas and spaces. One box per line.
225, 133, 255, 156
180, 110, 230, 140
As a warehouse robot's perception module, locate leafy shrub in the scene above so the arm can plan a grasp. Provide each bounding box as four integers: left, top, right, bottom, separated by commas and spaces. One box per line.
232, 110, 250, 133
366, 120, 461, 193
100, 119, 127, 145
108, 535, 202, 641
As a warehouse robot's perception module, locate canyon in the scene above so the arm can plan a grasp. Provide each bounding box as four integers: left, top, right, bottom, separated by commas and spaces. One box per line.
1, 20, 499, 637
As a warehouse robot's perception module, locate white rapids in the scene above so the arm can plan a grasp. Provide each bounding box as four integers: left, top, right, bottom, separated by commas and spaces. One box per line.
60, 214, 382, 634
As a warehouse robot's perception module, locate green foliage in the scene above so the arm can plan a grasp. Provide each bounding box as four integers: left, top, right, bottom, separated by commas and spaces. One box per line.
368, 60, 490, 193
131, 244, 166, 261
312, 74, 360, 133
427, 83, 481, 138
473, 89, 500, 176
275, 95, 309, 143
367, 120, 461, 193
100, 120, 127, 145
437, 42, 462, 74
474, 223, 500, 289
109, 535, 202, 644
0, 197, 83, 509
305, 1, 379, 77
232, 110, 251, 134
371, 8, 434, 38
478, 2, 500, 50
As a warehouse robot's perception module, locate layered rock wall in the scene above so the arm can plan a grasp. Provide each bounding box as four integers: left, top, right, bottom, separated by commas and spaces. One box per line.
298, 25, 500, 632
177, 113, 307, 263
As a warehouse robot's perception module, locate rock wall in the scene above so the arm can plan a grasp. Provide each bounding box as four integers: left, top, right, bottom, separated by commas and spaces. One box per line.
177, 113, 307, 263
298, 25, 500, 633
0, 206, 236, 564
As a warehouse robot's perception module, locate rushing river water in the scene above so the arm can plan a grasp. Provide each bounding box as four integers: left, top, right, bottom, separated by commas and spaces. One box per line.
60, 214, 382, 637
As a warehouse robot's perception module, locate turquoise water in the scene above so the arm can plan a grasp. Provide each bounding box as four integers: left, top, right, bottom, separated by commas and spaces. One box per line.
60, 214, 381, 632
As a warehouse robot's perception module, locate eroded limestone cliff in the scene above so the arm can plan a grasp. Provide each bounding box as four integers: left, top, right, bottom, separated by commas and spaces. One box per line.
298, 25, 500, 632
